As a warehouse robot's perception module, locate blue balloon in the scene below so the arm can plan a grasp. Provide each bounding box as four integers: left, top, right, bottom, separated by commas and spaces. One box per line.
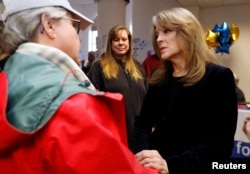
219, 22, 230, 44
215, 44, 230, 54
212, 22, 231, 54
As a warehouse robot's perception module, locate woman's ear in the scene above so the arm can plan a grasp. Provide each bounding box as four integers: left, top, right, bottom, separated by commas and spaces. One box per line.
40, 14, 56, 39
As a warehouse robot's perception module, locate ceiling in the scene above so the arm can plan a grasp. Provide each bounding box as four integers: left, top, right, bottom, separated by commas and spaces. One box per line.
176, 0, 250, 8
69, 0, 250, 8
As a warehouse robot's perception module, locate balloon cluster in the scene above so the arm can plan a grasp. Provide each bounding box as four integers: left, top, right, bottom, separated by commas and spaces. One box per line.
205, 22, 239, 54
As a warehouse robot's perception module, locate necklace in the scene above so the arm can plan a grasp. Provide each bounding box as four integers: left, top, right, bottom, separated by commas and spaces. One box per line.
173, 69, 187, 77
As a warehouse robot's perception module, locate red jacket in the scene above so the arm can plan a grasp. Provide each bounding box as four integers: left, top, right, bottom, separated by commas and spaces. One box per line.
142, 54, 161, 78
0, 71, 158, 174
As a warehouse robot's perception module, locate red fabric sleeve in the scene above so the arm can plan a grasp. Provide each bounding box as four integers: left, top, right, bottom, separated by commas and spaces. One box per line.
0, 72, 32, 154
41, 93, 158, 174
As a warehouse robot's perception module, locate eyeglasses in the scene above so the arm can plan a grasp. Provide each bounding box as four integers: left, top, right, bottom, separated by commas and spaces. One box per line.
61, 17, 81, 34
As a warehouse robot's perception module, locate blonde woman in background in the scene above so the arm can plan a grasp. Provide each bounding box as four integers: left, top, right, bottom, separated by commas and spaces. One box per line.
88, 25, 148, 149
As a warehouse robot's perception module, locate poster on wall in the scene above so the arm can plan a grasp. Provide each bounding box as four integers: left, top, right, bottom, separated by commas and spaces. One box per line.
133, 37, 153, 62
231, 109, 250, 158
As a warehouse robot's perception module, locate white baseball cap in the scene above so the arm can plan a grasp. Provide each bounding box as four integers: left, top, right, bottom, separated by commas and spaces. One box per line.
2, 0, 93, 30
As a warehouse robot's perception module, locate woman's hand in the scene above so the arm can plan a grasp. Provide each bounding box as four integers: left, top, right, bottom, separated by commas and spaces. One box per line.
135, 150, 169, 174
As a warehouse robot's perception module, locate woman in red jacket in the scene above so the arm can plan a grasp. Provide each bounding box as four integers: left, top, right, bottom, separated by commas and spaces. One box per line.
0, 0, 166, 173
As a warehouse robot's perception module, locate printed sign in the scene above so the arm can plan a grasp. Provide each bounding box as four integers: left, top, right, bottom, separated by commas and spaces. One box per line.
231, 109, 250, 158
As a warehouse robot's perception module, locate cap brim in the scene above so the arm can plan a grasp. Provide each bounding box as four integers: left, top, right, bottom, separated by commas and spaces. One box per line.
69, 8, 93, 30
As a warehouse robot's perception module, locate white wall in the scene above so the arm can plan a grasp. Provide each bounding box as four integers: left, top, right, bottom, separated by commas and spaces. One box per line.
130, 0, 180, 62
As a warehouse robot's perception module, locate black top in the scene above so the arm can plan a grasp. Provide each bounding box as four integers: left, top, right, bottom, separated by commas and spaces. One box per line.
132, 63, 238, 174
88, 59, 147, 148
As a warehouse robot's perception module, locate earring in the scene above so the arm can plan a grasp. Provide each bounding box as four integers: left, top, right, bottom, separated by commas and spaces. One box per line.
39, 25, 44, 33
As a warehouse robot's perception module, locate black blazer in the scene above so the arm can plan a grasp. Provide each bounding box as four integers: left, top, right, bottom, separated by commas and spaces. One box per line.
132, 63, 238, 174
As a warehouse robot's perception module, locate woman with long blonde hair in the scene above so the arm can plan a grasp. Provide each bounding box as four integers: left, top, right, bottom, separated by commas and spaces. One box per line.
132, 7, 238, 174
88, 25, 147, 149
